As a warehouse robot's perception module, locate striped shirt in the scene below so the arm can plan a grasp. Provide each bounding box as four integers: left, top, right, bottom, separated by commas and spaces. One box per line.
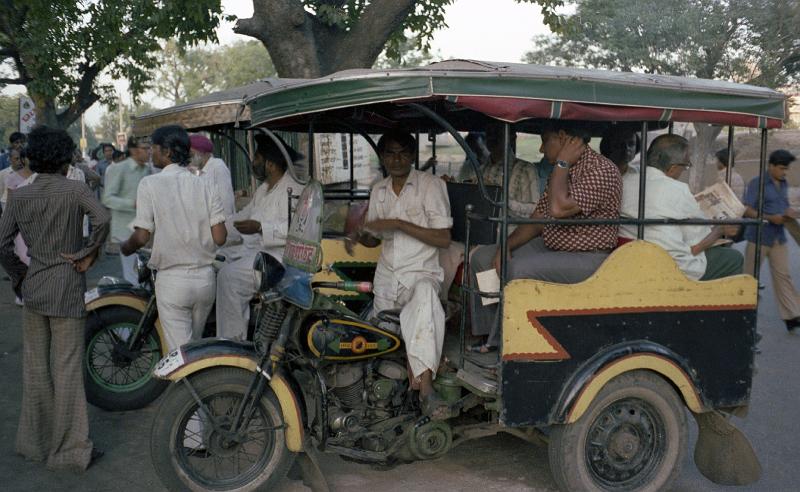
0, 173, 110, 318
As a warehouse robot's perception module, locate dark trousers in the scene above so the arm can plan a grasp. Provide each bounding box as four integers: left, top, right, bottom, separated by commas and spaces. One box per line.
700, 246, 744, 280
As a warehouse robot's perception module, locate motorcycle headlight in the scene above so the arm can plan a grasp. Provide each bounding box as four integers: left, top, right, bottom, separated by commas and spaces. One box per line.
253, 252, 285, 291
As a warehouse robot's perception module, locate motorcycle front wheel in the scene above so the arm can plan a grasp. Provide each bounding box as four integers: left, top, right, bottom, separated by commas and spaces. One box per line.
150, 367, 295, 492
84, 306, 168, 411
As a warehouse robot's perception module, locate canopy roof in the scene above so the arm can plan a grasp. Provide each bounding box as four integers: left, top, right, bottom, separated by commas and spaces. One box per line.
246, 60, 787, 133
131, 78, 303, 137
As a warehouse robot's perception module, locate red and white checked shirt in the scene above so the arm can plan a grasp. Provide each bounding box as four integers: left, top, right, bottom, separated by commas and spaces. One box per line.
534, 147, 621, 251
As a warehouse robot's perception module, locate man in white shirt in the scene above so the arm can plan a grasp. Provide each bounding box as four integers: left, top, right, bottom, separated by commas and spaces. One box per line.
620, 134, 742, 280
189, 134, 236, 218
348, 131, 453, 419
121, 125, 227, 350
216, 134, 302, 340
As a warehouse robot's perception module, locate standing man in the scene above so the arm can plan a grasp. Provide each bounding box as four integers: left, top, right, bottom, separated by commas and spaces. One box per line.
103, 136, 151, 284
216, 134, 301, 340
347, 131, 452, 419
743, 150, 800, 331
94, 143, 115, 189
0, 132, 27, 171
121, 125, 226, 350
189, 134, 235, 218
0, 126, 109, 471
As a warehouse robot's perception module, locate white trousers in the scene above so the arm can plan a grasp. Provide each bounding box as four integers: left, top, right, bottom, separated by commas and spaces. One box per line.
120, 252, 138, 285
216, 250, 259, 340
372, 277, 445, 379
155, 266, 216, 351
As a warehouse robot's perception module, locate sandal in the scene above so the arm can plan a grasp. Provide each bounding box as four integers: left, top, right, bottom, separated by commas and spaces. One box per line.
420, 391, 450, 421
467, 342, 497, 354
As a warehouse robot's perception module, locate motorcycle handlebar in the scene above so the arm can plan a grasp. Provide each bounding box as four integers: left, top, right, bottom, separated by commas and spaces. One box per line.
312, 281, 373, 294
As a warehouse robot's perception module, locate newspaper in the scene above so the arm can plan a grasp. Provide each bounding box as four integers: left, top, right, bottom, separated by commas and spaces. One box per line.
476, 269, 500, 306
693, 182, 746, 220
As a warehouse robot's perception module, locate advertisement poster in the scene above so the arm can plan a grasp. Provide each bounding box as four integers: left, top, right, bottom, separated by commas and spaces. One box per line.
313, 133, 374, 185
18, 96, 36, 134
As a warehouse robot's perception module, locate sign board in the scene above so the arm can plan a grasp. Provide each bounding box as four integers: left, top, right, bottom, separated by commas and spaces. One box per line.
313, 134, 373, 185
18, 97, 36, 134
116, 132, 127, 150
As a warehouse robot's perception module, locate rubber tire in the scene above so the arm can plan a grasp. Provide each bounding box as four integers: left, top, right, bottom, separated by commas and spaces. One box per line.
84, 306, 168, 411
150, 367, 295, 492
548, 370, 688, 492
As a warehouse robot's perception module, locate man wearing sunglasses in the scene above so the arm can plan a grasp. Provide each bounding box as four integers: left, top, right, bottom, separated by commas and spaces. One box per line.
619, 134, 742, 280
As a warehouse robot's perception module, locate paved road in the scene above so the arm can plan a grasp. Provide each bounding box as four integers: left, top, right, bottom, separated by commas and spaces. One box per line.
1, 244, 799, 492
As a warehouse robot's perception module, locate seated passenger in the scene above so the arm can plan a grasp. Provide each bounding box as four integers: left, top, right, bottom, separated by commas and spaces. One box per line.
216, 135, 302, 340
600, 127, 640, 176
469, 121, 622, 353
440, 124, 543, 298
346, 131, 453, 419
619, 134, 743, 281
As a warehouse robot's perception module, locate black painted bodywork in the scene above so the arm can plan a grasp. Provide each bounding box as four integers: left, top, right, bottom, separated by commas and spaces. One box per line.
501, 309, 757, 427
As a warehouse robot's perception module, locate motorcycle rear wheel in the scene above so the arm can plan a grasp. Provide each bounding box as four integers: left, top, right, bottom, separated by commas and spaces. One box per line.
84, 306, 168, 411
150, 367, 295, 492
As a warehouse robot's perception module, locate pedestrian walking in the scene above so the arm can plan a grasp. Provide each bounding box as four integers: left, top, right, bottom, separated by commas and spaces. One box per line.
0, 132, 27, 171
0, 126, 110, 472
743, 149, 800, 331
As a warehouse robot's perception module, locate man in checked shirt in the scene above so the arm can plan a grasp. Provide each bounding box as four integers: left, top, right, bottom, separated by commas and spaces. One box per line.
468, 121, 622, 353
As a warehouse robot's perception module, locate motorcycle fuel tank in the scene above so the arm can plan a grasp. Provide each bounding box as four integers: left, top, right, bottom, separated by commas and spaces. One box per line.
305, 317, 402, 361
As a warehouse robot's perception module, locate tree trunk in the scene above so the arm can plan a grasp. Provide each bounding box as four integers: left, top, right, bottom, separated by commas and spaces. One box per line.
29, 92, 60, 129
686, 123, 724, 193
235, 0, 417, 78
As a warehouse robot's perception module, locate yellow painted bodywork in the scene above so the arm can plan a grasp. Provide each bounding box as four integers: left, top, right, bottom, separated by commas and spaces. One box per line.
313, 238, 380, 297
566, 354, 704, 422
502, 241, 757, 360
166, 357, 304, 453
86, 294, 169, 356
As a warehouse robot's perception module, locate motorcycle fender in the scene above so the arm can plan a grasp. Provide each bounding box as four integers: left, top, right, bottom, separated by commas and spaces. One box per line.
86, 293, 168, 357
155, 340, 304, 453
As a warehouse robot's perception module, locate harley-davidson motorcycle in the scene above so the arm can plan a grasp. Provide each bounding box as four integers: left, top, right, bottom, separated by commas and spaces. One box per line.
150, 181, 486, 491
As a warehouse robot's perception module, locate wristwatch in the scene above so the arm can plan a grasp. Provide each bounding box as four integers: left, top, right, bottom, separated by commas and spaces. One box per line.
556, 159, 571, 169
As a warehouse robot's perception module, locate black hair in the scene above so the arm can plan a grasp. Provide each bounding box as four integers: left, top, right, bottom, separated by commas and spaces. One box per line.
376, 131, 417, 154
769, 149, 796, 166
253, 133, 301, 172
715, 148, 737, 167
112, 150, 125, 160
151, 125, 191, 166
26, 126, 76, 174
9, 132, 26, 144
540, 120, 592, 144
599, 129, 640, 164
101, 142, 115, 152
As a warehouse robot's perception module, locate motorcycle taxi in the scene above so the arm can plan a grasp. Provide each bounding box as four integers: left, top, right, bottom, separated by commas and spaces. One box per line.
147, 60, 785, 491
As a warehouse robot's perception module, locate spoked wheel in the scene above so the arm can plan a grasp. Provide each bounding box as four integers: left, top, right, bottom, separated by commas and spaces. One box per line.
84, 306, 168, 410
150, 368, 295, 492
548, 370, 687, 492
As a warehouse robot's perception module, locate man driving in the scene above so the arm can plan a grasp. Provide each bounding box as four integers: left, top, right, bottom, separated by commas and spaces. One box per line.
347, 131, 453, 419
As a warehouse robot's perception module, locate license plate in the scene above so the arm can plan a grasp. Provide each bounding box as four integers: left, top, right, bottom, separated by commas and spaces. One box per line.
84, 288, 100, 304
154, 349, 185, 378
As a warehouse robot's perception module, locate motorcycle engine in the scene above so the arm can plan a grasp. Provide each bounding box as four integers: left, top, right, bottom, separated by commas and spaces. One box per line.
323, 360, 408, 440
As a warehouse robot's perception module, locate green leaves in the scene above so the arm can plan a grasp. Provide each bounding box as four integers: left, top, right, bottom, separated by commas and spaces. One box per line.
1, 0, 225, 128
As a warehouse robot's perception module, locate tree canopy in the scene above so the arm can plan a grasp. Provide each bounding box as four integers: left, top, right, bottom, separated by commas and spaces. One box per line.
234, 0, 564, 77
0, 0, 226, 129
151, 40, 277, 105
524, 0, 800, 88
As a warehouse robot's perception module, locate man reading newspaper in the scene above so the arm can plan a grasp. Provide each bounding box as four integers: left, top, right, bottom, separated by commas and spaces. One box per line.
619, 135, 743, 280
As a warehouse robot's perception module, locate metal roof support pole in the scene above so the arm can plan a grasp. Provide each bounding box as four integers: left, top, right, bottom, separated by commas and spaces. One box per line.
349, 132, 355, 190
308, 120, 315, 180
459, 203, 474, 371
726, 126, 735, 185
668, 122, 674, 134
636, 122, 649, 239
415, 131, 420, 170
430, 131, 437, 175
754, 128, 768, 280
499, 123, 511, 358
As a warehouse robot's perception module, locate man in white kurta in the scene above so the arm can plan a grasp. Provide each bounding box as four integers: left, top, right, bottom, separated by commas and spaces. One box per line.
216, 136, 302, 340
350, 132, 452, 418
189, 134, 236, 218
121, 126, 227, 351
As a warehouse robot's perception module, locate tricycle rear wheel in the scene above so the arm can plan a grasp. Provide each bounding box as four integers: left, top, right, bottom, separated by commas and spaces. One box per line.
548, 370, 687, 492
